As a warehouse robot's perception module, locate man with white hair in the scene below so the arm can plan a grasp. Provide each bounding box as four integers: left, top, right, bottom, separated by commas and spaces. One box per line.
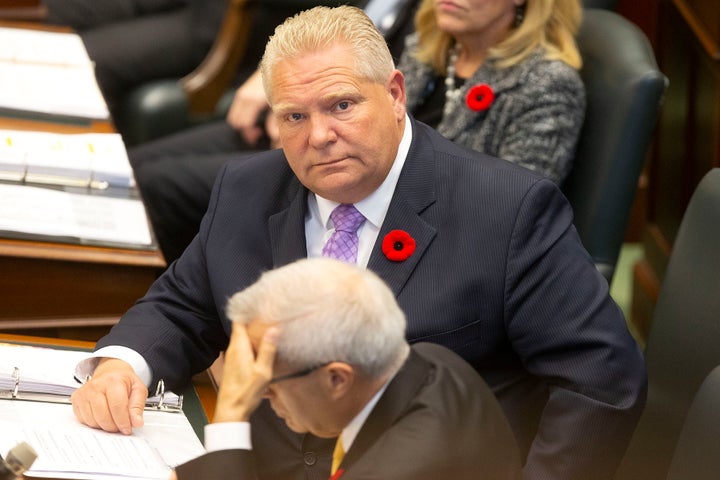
171, 258, 521, 479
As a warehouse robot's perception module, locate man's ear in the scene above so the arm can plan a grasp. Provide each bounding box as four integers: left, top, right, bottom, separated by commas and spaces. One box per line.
325, 362, 355, 400
387, 69, 407, 121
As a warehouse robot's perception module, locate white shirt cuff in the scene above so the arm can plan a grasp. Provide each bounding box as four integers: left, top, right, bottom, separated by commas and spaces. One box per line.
74, 346, 153, 386
204, 422, 252, 452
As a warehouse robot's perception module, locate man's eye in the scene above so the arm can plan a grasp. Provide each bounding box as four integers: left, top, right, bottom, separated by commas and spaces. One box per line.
336, 101, 350, 111
287, 113, 303, 122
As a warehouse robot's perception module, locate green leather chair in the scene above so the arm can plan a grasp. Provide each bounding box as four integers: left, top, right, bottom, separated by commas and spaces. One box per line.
561, 9, 668, 283
115, 0, 352, 146
614, 168, 720, 480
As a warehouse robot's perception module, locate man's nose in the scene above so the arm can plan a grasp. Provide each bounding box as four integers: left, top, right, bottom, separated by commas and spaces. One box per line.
307, 115, 338, 148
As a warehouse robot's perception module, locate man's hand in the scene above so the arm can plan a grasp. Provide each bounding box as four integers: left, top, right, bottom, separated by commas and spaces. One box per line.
70, 358, 148, 435
212, 323, 278, 423
226, 70, 270, 146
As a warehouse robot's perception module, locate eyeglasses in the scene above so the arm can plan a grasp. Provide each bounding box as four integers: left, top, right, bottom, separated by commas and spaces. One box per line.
269, 362, 331, 384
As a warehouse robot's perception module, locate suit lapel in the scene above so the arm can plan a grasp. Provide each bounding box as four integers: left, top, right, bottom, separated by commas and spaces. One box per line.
368, 119, 437, 296
268, 179, 309, 267
341, 349, 431, 471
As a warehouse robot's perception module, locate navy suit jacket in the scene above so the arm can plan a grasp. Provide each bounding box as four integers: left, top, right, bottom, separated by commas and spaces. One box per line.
175, 343, 523, 480
99, 118, 646, 479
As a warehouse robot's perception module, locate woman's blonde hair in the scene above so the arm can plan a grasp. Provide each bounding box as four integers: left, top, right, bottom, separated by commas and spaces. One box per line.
414, 0, 582, 74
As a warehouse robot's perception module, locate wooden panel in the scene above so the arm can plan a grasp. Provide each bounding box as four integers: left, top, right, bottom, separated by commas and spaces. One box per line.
0, 240, 164, 341
0, 29, 164, 340
630, 0, 720, 340
676, 0, 720, 60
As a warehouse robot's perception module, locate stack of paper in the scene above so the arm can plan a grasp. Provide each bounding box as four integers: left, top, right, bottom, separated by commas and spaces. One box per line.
0, 184, 153, 247
0, 26, 109, 121
0, 343, 205, 479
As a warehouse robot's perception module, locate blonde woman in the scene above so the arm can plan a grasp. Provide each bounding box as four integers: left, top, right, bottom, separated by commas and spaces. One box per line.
401, 0, 585, 183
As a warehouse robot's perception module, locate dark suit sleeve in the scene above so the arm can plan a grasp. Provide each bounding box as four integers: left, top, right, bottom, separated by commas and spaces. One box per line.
175, 449, 256, 480
96, 162, 236, 390
503, 179, 647, 480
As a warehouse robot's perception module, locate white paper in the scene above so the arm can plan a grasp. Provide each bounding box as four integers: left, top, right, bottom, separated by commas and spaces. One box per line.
0, 184, 153, 246
0, 27, 109, 120
0, 62, 109, 120
0, 27, 93, 67
0, 400, 205, 480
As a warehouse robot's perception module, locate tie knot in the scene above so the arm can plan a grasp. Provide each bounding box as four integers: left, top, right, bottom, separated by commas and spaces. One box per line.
330, 204, 365, 234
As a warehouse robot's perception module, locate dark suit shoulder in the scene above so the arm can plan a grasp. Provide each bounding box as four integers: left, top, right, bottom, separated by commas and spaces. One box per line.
214, 150, 302, 207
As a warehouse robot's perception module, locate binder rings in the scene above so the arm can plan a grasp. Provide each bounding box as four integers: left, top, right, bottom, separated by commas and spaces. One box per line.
0, 342, 182, 412
0, 129, 135, 190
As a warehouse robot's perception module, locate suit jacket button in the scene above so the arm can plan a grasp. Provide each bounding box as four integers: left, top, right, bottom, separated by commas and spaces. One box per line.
303, 451, 317, 466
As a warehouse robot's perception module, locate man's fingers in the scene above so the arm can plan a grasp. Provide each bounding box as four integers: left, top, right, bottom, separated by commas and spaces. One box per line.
256, 327, 279, 379
70, 365, 147, 435
100, 378, 144, 435
128, 381, 149, 429
226, 321, 253, 365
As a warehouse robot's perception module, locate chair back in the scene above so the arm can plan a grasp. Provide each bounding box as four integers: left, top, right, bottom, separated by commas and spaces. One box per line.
615, 168, 720, 480
561, 9, 667, 282
666, 364, 720, 480
582, 0, 618, 8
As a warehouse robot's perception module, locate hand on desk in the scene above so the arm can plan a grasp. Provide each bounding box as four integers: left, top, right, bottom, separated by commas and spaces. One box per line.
70, 358, 148, 435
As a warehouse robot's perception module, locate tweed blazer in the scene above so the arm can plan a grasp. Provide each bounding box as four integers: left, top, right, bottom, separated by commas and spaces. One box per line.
399, 33, 586, 184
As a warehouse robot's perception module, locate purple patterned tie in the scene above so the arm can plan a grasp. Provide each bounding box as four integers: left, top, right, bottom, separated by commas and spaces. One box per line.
322, 204, 366, 263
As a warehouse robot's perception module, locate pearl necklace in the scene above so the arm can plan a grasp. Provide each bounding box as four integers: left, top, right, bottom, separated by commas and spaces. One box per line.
443, 44, 463, 119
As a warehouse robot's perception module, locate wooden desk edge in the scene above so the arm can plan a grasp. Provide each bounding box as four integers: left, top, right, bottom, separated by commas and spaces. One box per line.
0, 238, 166, 267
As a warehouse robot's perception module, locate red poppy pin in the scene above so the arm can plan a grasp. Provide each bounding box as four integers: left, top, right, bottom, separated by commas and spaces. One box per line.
329, 469, 345, 480
465, 83, 495, 111
382, 230, 416, 262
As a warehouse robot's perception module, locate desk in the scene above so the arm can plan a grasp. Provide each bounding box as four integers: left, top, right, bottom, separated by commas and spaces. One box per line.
0, 239, 165, 339
0, 55, 166, 341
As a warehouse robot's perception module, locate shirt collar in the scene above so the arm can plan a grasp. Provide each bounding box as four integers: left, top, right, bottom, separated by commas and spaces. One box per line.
316, 115, 412, 230
339, 376, 391, 453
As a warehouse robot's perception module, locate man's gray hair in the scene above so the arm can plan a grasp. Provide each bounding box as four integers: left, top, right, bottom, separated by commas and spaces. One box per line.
226, 258, 409, 379
259, 5, 395, 104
